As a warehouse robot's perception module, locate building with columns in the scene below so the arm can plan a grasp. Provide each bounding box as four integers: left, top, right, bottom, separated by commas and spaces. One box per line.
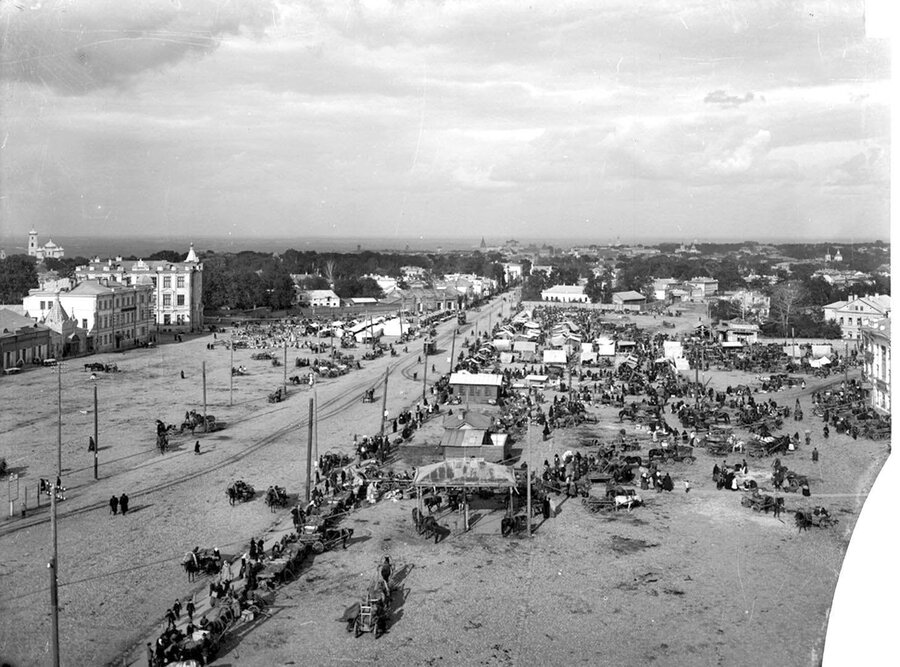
74, 245, 203, 331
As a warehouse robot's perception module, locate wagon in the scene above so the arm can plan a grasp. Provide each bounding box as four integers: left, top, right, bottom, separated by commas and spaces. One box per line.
351, 594, 387, 638
251, 352, 273, 360
268, 386, 286, 403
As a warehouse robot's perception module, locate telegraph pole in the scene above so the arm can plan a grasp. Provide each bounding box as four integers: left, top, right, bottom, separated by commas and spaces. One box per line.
229, 336, 234, 407
202, 361, 208, 432
93, 385, 98, 480
305, 398, 314, 502
526, 389, 532, 536
379, 366, 390, 438
422, 341, 428, 404
283, 339, 288, 395
57, 363, 62, 475
50, 363, 61, 667
449, 328, 457, 374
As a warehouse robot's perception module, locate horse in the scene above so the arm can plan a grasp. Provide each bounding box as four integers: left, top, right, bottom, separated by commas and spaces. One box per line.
794, 510, 813, 533
419, 516, 439, 541
614, 493, 642, 511
181, 551, 200, 582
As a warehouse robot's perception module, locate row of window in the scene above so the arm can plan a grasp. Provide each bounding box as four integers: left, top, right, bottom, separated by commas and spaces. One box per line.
162, 276, 186, 289
162, 314, 189, 325
161, 294, 186, 307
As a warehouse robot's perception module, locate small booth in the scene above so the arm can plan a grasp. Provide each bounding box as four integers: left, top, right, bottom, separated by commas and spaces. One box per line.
412, 458, 519, 533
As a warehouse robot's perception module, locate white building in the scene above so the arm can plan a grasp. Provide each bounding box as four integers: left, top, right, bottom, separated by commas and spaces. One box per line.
823, 294, 891, 340
27, 229, 65, 260
541, 284, 588, 303
860, 317, 890, 415
74, 245, 203, 331
24, 281, 154, 352
304, 289, 340, 308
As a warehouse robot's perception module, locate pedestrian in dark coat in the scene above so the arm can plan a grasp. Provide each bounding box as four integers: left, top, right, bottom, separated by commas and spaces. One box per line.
109, 495, 119, 515
172, 599, 181, 619
164, 608, 176, 630
119, 492, 129, 515
194, 441, 200, 455
812, 447, 819, 462
185, 599, 195, 621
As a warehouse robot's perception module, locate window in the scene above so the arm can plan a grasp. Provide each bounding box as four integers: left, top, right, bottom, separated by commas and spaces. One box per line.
82, 319, 88, 329
40, 301, 46, 310
163, 294, 172, 307
164, 314, 171, 325
177, 276, 185, 288
163, 276, 171, 289
177, 294, 185, 306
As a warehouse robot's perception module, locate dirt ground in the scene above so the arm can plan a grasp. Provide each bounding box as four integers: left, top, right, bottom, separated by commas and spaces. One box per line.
0, 301, 888, 667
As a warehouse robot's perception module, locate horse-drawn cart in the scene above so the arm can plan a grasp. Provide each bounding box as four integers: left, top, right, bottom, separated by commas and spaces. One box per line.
226, 480, 255, 504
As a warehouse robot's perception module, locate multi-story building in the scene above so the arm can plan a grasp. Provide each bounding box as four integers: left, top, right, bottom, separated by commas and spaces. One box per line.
74, 245, 203, 330
823, 294, 891, 340
860, 317, 890, 415
24, 281, 154, 352
685, 276, 719, 299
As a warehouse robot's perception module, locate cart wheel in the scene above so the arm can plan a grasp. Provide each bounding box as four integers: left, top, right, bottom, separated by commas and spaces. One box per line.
313, 541, 325, 554
665, 457, 675, 466
354, 619, 362, 637
684, 457, 694, 465
752, 505, 760, 512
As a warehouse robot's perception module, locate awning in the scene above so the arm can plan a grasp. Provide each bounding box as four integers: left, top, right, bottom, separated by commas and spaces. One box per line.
721, 341, 743, 348
413, 458, 517, 488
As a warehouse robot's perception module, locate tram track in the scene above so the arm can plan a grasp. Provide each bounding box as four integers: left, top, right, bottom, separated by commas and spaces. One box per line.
0, 384, 365, 538
0, 296, 507, 539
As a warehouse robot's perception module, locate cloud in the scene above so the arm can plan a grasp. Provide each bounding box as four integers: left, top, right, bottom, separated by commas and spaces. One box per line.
0, 0, 275, 94
704, 90, 755, 107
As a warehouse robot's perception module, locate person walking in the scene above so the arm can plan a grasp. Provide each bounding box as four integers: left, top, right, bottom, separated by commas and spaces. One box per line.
164, 607, 176, 631
194, 440, 200, 455
172, 598, 182, 620
185, 599, 195, 621
684, 479, 691, 494
109, 495, 119, 515
119, 492, 129, 515
812, 447, 819, 463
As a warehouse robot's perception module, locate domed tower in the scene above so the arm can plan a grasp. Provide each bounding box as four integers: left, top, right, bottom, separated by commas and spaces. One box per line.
28, 229, 39, 257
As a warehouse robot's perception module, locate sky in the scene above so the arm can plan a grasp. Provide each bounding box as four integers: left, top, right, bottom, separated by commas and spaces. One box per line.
0, 0, 892, 246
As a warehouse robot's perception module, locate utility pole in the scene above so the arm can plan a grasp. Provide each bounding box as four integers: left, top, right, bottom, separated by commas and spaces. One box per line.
57, 363, 62, 476
50, 363, 61, 667
283, 339, 288, 395
379, 366, 390, 438
450, 328, 457, 375
305, 398, 314, 502
229, 336, 234, 407
202, 361, 208, 432
422, 341, 428, 404
844, 339, 848, 385
526, 388, 532, 536
93, 385, 98, 480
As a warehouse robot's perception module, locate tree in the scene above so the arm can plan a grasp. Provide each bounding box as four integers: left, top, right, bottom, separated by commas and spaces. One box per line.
769, 281, 805, 337
0, 254, 38, 303
147, 250, 185, 263
584, 273, 604, 303
262, 265, 296, 310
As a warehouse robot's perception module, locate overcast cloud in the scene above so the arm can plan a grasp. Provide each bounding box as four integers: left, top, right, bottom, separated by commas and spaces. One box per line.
0, 0, 890, 244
